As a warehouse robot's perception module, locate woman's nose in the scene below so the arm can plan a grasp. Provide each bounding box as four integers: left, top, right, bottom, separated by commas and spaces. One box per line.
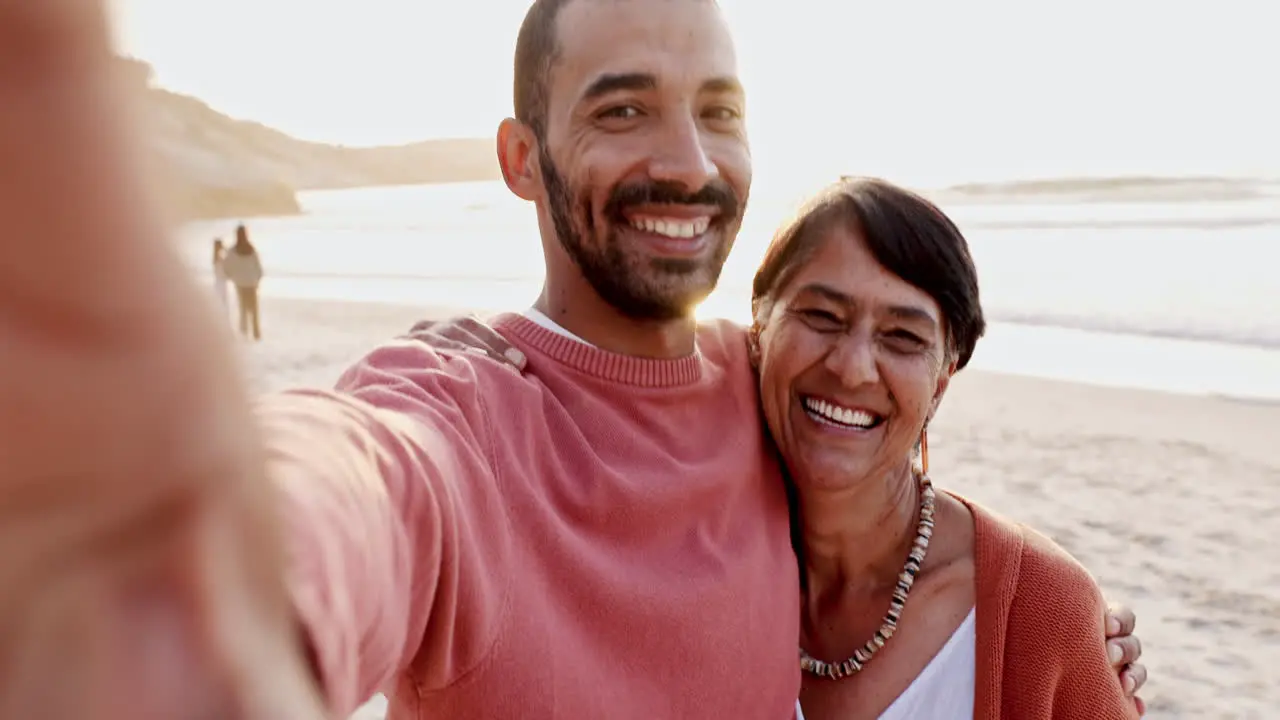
823, 334, 879, 389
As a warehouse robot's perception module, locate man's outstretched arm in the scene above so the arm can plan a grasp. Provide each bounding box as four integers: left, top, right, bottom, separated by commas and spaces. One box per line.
260, 346, 509, 715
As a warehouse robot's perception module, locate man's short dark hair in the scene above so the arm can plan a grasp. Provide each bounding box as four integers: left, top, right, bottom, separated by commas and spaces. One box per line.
513, 0, 575, 139
513, 0, 722, 140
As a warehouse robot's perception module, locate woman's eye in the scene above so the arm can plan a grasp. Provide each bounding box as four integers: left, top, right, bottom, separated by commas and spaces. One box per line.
797, 309, 842, 330
884, 330, 925, 350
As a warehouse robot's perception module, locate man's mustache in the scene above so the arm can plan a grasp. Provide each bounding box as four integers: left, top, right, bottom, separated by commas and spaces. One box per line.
604, 180, 740, 221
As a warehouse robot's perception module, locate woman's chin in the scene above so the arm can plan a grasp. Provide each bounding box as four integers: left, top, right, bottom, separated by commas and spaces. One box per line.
782, 428, 885, 491
784, 450, 878, 494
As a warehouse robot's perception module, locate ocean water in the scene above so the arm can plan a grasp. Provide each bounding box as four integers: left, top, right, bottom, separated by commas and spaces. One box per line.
183, 181, 1280, 401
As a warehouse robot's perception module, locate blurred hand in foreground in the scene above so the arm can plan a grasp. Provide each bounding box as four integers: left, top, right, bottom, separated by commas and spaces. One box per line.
0, 1, 323, 717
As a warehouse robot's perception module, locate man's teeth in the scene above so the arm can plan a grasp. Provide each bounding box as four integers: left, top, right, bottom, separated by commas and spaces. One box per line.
803, 397, 878, 429
629, 216, 711, 239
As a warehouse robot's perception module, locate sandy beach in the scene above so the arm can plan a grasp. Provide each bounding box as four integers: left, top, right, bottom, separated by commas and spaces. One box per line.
233, 297, 1279, 720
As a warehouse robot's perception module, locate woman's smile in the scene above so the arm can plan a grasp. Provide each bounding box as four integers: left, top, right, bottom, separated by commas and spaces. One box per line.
799, 395, 886, 432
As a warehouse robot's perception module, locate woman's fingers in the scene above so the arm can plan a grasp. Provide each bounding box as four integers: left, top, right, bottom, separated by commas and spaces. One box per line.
410, 316, 526, 369
458, 316, 526, 368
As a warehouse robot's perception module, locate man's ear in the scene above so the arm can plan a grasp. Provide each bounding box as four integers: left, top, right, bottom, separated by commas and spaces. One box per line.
497, 118, 540, 202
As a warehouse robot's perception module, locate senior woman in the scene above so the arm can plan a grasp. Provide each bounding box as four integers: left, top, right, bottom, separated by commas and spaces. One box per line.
409, 178, 1148, 718
750, 178, 1138, 719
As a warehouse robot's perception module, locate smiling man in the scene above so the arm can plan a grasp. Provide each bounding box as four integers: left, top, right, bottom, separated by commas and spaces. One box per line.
280, 3, 804, 715
0, 1, 1142, 719
505, 0, 751, 353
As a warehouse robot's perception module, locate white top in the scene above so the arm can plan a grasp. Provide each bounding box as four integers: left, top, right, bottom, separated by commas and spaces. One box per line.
795, 608, 975, 720
523, 308, 594, 345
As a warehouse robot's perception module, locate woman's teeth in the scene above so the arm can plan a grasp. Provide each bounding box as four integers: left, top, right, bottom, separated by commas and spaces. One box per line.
628, 216, 711, 239
803, 397, 880, 429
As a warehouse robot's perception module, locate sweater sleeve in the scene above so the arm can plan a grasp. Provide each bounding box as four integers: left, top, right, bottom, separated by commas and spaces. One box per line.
256, 339, 512, 716
1004, 529, 1140, 720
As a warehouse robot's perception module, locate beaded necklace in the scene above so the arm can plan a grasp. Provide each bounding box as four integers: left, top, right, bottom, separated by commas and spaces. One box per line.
799, 471, 936, 679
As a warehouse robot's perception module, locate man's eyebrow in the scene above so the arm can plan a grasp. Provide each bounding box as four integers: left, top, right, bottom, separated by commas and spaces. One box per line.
701, 76, 744, 95
580, 72, 657, 102
579, 73, 745, 103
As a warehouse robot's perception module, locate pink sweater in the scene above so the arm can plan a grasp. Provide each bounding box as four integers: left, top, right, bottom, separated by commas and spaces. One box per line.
258, 314, 801, 719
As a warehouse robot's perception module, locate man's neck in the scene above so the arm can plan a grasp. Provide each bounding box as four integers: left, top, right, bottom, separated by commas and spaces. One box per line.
533, 289, 697, 359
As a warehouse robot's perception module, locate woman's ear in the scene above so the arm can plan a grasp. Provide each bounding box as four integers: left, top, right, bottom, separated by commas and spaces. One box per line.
927, 357, 958, 422
748, 297, 773, 369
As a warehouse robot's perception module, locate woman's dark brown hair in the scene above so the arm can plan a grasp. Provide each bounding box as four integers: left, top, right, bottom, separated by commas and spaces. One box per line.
751, 177, 986, 369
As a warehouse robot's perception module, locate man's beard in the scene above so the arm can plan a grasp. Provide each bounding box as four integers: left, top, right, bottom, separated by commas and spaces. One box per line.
539, 146, 741, 322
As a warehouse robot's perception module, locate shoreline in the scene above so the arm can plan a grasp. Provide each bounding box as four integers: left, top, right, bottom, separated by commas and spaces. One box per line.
185, 173, 1280, 224
194, 265, 1280, 354
230, 292, 1280, 403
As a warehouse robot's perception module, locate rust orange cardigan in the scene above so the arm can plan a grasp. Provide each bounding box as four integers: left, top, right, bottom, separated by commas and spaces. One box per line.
963, 497, 1141, 719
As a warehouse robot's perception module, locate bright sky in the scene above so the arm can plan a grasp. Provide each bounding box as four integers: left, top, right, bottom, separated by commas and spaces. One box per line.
112, 0, 1279, 188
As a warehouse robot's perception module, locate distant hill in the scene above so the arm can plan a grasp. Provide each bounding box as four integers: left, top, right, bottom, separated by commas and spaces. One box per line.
118, 57, 501, 221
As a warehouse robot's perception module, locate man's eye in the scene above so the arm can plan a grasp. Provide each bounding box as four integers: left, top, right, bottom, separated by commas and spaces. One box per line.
704, 106, 742, 122
598, 105, 642, 120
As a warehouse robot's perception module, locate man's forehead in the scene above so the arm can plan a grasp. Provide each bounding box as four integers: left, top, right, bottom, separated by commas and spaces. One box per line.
552, 0, 739, 99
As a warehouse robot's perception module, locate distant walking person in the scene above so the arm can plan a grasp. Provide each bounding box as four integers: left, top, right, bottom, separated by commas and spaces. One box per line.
211, 238, 229, 314
222, 223, 263, 341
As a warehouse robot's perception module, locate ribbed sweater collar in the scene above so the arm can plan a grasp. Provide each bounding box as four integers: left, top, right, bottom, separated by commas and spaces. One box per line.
493, 313, 704, 388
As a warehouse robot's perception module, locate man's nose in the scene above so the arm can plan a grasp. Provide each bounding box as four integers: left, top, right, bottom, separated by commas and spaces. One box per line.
648, 115, 718, 193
